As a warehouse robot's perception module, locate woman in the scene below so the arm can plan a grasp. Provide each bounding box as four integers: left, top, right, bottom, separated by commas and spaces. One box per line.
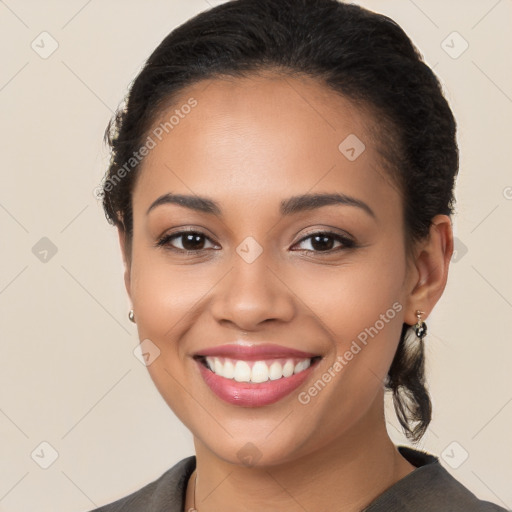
91, 0, 507, 510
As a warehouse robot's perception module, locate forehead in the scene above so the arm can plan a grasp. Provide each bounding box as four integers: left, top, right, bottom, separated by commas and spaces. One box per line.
133, 72, 400, 220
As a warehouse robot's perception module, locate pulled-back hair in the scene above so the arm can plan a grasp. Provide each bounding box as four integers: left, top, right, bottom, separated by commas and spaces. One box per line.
100, 0, 458, 442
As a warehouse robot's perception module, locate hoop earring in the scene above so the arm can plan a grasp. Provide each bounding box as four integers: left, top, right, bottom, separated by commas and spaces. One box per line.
128, 309, 136, 323
413, 309, 427, 340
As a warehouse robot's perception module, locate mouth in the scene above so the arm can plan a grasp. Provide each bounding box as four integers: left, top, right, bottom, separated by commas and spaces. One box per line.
193, 349, 323, 407
194, 355, 322, 383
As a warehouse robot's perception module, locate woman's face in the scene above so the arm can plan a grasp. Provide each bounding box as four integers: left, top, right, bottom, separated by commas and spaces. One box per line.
122, 72, 420, 465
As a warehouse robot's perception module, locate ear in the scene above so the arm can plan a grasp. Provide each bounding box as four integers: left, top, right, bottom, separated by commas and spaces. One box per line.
403, 214, 454, 326
117, 226, 132, 301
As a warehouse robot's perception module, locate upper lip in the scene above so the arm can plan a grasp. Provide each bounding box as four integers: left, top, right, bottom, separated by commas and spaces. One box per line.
194, 343, 320, 360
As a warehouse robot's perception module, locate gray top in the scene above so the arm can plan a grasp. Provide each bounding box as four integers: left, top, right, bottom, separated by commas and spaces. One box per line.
88, 446, 509, 511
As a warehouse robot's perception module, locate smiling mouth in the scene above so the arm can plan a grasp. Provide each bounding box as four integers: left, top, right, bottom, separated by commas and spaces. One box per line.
194, 355, 322, 384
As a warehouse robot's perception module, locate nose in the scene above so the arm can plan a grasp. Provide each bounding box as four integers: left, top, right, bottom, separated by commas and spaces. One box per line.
209, 253, 295, 333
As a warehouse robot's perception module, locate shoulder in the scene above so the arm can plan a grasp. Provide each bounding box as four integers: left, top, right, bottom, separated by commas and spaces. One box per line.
364, 446, 509, 512
86, 455, 196, 512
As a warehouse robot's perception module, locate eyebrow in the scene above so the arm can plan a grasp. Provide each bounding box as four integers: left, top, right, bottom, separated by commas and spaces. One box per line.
146, 192, 376, 219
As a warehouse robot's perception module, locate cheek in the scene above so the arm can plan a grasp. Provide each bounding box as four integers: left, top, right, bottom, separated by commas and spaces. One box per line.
130, 235, 208, 313
128, 244, 202, 352
128, 246, 210, 420
301, 241, 406, 340
298, 243, 407, 392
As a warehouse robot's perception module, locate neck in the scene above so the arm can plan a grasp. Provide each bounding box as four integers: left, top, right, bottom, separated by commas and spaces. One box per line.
185, 392, 416, 512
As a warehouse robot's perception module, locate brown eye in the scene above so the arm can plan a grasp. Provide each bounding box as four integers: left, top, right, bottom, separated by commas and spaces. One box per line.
156, 231, 217, 252
292, 231, 355, 253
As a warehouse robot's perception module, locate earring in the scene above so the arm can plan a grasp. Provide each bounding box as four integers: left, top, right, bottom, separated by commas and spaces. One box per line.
413, 310, 427, 340
128, 309, 136, 323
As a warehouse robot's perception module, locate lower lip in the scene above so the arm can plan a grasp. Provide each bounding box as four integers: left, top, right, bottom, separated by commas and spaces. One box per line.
195, 359, 318, 407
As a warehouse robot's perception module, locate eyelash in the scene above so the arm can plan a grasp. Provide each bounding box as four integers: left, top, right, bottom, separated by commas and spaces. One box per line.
155, 229, 356, 255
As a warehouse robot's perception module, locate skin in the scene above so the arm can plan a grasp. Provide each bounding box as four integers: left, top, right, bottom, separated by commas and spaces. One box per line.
117, 71, 453, 512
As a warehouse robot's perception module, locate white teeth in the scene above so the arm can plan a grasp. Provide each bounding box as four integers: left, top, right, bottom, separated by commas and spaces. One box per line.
214, 358, 223, 376
223, 359, 235, 379
283, 360, 295, 377
251, 361, 269, 383
234, 360, 251, 382
294, 359, 311, 374
269, 361, 283, 380
203, 356, 314, 382
205, 357, 215, 372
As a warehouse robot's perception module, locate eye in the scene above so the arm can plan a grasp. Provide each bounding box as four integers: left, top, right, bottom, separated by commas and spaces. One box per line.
155, 229, 356, 255
155, 230, 217, 253
291, 231, 355, 253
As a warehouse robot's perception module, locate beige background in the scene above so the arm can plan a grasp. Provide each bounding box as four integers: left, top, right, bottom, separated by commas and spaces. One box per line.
0, 0, 511, 510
